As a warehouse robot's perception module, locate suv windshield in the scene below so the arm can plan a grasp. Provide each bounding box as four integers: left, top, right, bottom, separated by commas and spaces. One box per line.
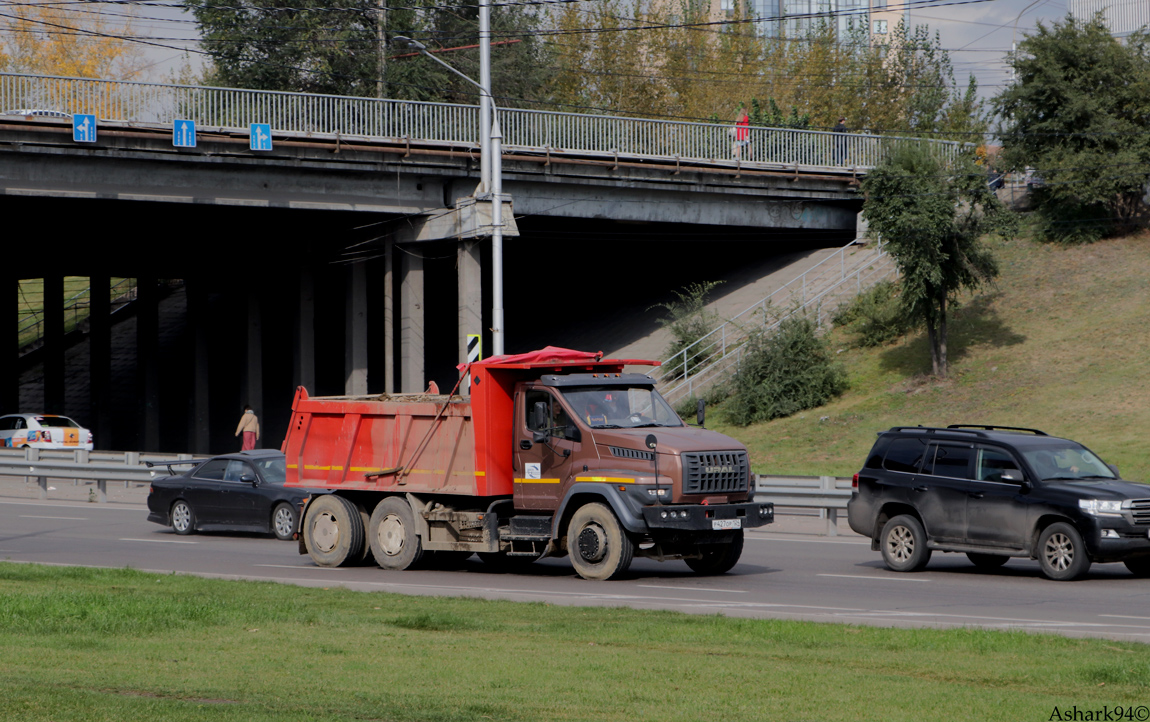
1020, 445, 1115, 481
561, 386, 682, 429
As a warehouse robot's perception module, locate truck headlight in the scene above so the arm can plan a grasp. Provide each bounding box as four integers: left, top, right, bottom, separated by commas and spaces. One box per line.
1079, 499, 1124, 517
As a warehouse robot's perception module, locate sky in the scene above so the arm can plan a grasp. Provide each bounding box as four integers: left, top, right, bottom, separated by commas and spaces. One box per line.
46, 0, 1075, 101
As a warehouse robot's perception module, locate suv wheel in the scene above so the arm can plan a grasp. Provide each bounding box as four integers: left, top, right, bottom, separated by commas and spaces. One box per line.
880, 515, 932, 572
1037, 522, 1091, 581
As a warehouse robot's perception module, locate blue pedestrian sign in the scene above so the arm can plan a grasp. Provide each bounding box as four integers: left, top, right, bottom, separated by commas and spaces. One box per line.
72, 114, 97, 143
173, 119, 196, 148
249, 123, 272, 151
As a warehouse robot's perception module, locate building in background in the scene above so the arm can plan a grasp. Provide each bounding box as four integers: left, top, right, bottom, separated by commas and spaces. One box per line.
1069, 0, 1150, 34
717, 0, 908, 38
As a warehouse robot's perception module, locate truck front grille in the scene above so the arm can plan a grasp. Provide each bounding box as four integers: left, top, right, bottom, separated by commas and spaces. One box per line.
682, 451, 749, 494
1131, 498, 1150, 525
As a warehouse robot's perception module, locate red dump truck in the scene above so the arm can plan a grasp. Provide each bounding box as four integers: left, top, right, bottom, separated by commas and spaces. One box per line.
283, 347, 773, 580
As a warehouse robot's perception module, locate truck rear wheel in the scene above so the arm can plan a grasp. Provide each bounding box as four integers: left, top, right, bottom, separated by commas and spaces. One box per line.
369, 496, 424, 570
685, 531, 744, 575
567, 502, 633, 581
303, 495, 365, 567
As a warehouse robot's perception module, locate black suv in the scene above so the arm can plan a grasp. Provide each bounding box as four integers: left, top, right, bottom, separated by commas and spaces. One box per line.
847, 425, 1150, 580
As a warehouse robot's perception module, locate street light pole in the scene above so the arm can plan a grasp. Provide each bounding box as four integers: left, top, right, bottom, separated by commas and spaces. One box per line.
394, 37, 505, 357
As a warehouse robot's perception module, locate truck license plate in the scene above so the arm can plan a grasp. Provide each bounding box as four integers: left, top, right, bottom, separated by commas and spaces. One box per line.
712, 519, 741, 531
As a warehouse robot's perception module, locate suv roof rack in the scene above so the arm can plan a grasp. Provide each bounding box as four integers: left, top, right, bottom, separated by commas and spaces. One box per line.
946, 424, 1047, 436
886, 426, 987, 438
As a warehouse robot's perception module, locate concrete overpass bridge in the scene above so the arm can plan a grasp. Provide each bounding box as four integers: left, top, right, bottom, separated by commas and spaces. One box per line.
0, 73, 962, 452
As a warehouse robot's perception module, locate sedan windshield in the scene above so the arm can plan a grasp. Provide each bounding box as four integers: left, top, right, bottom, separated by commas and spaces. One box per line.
1020, 445, 1115, 481
35, 416, 78, 428
252, 457, 287, 484
561, 386, 682, 429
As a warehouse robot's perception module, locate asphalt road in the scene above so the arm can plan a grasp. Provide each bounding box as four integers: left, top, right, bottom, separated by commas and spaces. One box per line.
3, 495, 1150, 642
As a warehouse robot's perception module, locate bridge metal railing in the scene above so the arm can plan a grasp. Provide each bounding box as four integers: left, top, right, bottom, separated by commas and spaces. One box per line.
0, 72, 967, 171
18, 278, 136, 351
657, 243, 897, 406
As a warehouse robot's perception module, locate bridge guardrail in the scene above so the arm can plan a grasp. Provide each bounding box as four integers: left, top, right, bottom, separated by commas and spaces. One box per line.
754, 474, 853, 536
0, 447, 205, 502
0, 72, 967, 172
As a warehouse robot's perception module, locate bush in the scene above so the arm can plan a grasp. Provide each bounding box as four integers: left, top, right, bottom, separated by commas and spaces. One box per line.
725, 314, 848, 427
832, 280, 915, 347
651, 281, 724, 380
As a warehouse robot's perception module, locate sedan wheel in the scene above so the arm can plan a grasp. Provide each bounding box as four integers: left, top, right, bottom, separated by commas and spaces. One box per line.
171, 500, 194, 535
272, 502, 297, 541
1037, 522, 1091, 581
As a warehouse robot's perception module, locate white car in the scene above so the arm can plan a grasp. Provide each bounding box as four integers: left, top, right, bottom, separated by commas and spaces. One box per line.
0, 414, 94, 450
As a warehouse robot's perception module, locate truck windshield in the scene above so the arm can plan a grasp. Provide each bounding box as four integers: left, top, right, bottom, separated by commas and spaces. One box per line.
1019, 445, 1116, 481
561, 386, 682, 429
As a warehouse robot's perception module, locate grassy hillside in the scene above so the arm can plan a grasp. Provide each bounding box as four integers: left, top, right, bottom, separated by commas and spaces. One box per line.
713, 232, 1150, 480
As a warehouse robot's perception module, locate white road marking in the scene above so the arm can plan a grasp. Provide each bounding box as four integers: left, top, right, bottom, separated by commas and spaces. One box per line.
638, 585, 747, 593
119, 538, 198, 544
20, 515, 87, 520
745, 535, 869, 545
1099, 614, 1150, 621
253, 564, 341, 570
818, 574, 931, 583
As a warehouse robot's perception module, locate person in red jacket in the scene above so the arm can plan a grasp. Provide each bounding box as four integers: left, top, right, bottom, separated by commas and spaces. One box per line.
732, 108, 751, 160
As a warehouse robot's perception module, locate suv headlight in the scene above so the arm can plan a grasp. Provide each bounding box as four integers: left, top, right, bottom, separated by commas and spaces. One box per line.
1079, 499, 1124, 517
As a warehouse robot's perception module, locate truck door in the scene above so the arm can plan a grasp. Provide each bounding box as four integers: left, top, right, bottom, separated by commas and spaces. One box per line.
514, 388, 579, 511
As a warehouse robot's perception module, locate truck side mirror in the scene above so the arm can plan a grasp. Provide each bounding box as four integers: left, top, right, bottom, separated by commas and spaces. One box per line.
696, 399, 705, 428
531, 402, 550, 440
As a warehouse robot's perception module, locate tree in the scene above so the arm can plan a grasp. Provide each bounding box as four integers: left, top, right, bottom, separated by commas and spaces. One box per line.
995, 15, 1150, 243
0, 1, 145, 79
186, 0, 554, 105
861, 142, 1013, 376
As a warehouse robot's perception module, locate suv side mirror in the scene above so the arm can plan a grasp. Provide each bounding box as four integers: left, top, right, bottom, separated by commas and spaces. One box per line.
696, 399, 705, 428
1019, 480, 1033, 494
1108, 464, 1121, 478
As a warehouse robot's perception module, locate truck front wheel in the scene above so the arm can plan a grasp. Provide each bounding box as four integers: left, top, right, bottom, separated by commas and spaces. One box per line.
368, 496, 424, 570
303, 495, 365, 567
685, 531, 744, 575
567, 503, 633, 581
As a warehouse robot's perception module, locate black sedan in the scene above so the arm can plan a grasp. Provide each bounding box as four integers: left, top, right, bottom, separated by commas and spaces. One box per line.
146, 450, 319, 540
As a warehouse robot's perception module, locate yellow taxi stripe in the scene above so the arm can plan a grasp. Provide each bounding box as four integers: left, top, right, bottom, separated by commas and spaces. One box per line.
576, 476, 635, 483
515, 478, 561, 484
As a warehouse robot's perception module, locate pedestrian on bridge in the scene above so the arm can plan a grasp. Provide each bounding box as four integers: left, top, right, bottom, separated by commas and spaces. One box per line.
235, 405, 259, 451
732, 108, 751, 160
832, 117, 848, 165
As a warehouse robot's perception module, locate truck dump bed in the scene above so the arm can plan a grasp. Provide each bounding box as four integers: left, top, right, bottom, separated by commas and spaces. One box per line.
282, 347, 658, 498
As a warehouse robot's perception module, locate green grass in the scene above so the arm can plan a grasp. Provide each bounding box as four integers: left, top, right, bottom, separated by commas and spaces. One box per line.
1, 563, 1148, 721
713, 232, 1150, 481
17, 277, 131, 349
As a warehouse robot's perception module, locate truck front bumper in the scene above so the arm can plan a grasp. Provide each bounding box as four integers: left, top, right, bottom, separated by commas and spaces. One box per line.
641, 502, 773, 531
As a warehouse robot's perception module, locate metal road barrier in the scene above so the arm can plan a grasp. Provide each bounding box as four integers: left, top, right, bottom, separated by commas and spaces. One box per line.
754, 475, 853, 536
0, 72, 966, 172
0, 447, 203, 503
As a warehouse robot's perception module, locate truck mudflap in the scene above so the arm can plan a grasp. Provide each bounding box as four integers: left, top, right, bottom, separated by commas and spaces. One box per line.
641, 502, 773, 532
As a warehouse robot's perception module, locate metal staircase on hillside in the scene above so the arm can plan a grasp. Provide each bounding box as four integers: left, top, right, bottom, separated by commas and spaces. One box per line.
654, 241, 897, 406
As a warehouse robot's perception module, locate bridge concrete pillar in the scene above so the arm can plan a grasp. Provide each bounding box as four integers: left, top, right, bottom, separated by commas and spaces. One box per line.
399, 247, 424, 393
345, 262, 368, 396
89, 275, 111, 449
293, 267, 315, 395
245, 288, 263, 447
187, 279, 210, 454
43, 275, 65, 414
137, 277, 160, 451
384, 241, 394, 394
1, 274, 16, 414
458, 240, 482, 366
856, 211, 869, 243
